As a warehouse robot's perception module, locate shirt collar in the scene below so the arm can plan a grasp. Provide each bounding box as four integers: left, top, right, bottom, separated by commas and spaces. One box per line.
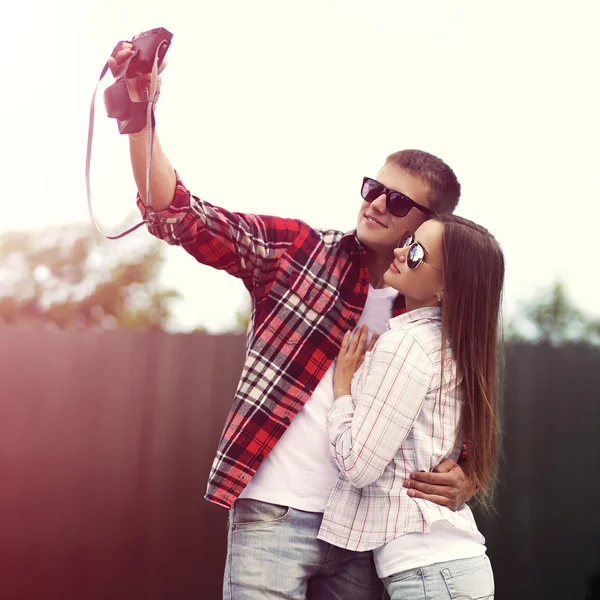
388, 305, 442, 330
341, 229, 361, 249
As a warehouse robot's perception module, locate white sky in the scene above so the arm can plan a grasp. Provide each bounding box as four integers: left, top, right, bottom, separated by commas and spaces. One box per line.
2, 0, 599, 332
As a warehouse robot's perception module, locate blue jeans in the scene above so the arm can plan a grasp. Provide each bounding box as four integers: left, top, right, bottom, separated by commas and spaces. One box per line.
224, 498, 383, 600
382, 555, 494, 600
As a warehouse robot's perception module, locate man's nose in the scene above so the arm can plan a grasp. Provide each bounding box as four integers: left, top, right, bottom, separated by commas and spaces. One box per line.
371, 193, 387, 213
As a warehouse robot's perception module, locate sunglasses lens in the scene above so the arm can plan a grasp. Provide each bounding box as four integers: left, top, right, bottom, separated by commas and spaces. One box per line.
387, 193, 412, 217
407, 243, 424, 269
362, 179, 384, 203
399, 231, 414, 248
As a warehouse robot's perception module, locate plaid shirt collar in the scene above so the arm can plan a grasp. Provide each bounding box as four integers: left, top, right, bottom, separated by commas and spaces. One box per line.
389, 305, 440, 329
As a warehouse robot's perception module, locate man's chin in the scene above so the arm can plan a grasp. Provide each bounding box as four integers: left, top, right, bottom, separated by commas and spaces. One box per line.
356, 225, 378, 246
357, 230, 394, 254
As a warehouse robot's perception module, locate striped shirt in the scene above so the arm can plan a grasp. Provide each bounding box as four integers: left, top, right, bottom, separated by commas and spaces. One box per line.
138, 175, 405, 509
318, 306, 481, 551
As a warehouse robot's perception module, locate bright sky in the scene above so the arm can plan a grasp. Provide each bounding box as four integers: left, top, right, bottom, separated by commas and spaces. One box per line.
3, 0, 599, 332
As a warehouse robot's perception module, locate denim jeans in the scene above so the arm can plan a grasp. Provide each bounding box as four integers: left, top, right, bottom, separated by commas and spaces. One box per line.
382, 555, 494, 600
223, 498, 384, 600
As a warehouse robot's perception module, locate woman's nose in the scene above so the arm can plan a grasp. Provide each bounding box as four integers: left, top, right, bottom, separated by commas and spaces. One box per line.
394, 247, 407, 262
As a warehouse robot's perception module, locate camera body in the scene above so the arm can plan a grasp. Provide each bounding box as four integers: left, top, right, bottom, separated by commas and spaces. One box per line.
104, 27, 173, 134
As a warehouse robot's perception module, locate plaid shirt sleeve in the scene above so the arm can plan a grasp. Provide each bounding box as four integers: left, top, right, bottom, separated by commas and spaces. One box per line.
327, 330, 435, 489
137, 174, 306, 293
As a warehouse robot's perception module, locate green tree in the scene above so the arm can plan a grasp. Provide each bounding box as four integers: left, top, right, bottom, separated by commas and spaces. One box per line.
0, 224, 179, 330
507, 281, 600, 346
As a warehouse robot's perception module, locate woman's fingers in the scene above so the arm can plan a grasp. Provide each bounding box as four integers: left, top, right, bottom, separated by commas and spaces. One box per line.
357, 326, 369, 353
366, 333, 379, 352
348, 325, 368, 355
340, 326, 378, 360
347, 326, 361, 353
339, 330, 351, 355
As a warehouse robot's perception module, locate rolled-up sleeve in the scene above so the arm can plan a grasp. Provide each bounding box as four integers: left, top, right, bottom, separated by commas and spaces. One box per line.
136, 174, 193, 241
327, 330, 434, 488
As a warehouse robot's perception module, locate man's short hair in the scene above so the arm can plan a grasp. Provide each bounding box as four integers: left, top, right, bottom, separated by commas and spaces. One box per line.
385, 150, 461, 214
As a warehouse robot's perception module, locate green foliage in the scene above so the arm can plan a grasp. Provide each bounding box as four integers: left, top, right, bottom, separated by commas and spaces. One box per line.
0, 225, 180, 330
507, 281, 600, 346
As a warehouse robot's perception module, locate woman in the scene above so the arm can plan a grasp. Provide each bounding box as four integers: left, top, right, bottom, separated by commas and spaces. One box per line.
319, 215, 504, 600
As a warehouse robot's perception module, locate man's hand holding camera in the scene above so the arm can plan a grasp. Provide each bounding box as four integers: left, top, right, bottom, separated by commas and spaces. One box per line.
108, 42, 165, 108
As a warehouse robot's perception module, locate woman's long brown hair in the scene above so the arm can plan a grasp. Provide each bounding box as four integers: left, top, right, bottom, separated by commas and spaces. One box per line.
436, 214, 505, 505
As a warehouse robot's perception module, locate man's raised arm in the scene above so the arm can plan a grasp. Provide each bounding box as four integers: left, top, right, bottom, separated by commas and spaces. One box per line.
108, 42, 176, 210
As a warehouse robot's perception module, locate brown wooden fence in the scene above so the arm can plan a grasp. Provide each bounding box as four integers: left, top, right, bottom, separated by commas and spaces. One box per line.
476, 342, 600, 600
0, 329, 599, 600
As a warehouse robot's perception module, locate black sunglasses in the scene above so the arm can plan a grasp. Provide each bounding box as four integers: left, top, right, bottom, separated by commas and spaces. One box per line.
398, 231, 441, 272
361, 177, 436, 218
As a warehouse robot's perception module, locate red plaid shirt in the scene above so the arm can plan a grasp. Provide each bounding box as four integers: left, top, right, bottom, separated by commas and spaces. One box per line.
138, 175, 405, 509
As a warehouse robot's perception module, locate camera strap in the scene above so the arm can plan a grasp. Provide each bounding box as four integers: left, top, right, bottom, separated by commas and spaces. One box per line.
85, 45, 162, 239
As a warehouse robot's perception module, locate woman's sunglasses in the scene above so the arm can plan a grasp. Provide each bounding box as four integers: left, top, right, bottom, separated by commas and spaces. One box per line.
361, 177, 437, 218
398, 231, 441, 272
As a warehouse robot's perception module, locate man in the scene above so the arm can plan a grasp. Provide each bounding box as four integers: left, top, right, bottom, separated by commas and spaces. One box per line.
109, 44, 475, 600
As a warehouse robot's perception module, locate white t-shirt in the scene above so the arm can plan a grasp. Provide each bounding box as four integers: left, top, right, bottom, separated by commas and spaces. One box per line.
373, 520, 486, 578
239, 285, 398, 512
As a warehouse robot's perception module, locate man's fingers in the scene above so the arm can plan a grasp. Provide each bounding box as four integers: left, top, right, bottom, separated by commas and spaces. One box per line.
108, 45, 132, 77
113, 46, 133, 64
404, 478, 454, 498
158, 55, 168, 74
117, 42, 134, 54
407, 467, 471, 510
408, 470, 455, 485
108, 56, 117, 77
405, 489, 452, 508
432, 458, 458, 474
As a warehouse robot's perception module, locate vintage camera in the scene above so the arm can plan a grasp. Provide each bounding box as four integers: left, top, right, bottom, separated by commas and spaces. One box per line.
104, 27, 173, 134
